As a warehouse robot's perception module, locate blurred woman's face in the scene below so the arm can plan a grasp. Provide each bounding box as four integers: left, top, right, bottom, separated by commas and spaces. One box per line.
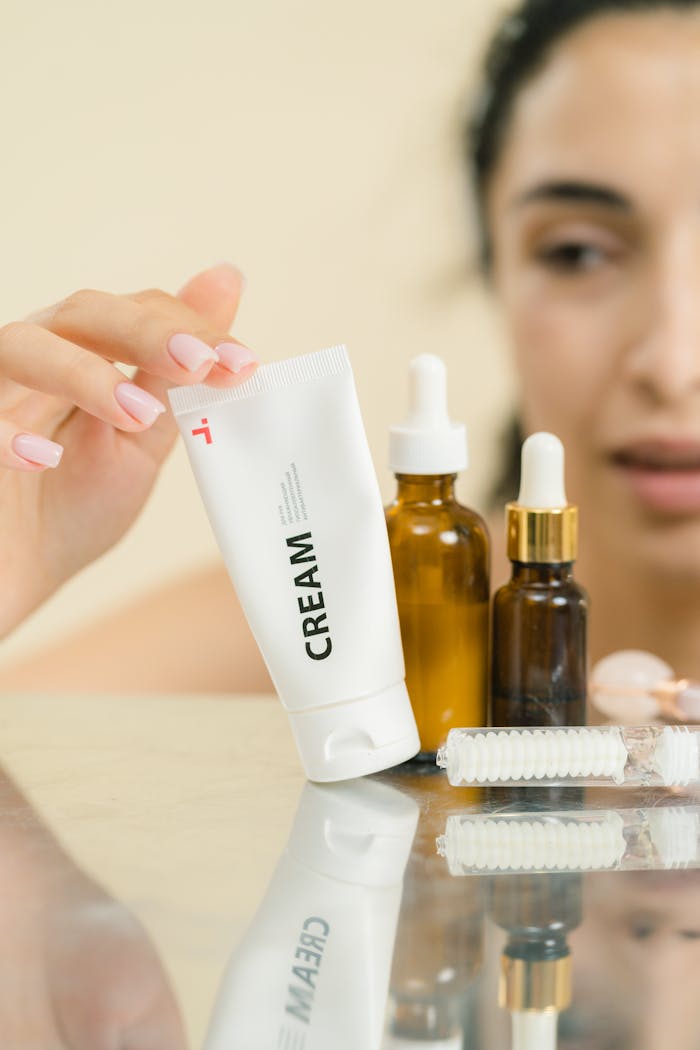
569, 871, 700, 1049
488, 11, 700, 580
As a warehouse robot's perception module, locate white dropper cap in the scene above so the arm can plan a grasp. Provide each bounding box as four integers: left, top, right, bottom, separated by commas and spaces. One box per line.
518, 432, 567, 508
511, 1011, 558, 1050
383, 1035, 463, 1049
389, 354, 468, 475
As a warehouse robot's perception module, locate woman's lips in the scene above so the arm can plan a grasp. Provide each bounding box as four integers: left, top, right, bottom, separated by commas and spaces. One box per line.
610, 440, 700, 514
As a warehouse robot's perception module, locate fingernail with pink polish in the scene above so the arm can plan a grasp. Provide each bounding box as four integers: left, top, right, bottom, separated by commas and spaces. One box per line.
215, 342, 257, 375
115, 383, 167, 426
13, 433, 64, 469
168, 333, 219, 373
212, 263, 247, 290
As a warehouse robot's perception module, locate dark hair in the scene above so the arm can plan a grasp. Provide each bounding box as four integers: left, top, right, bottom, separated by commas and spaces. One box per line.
475, 0, 700, 509
469, 0, 700, 270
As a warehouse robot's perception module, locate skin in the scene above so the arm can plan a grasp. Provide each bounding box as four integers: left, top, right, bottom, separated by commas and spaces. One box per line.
487, 10, 700, 679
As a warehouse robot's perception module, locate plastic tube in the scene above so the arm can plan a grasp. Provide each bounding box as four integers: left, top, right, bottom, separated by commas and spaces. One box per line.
169, 346, 420, 781
437, 805, 700, 875
436, 724, 700, 788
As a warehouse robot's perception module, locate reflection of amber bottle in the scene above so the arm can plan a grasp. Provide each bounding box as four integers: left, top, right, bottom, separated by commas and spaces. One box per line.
491, 433, 587, 729
386, 355, 490, 760
385, 769, 485, 1047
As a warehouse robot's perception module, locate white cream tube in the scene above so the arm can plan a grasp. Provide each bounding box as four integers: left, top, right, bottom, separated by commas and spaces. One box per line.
169, 345, 419, 781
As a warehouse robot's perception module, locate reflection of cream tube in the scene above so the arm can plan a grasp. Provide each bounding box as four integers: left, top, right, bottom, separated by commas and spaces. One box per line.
169, 346, 419, 781
204, 778, 419, 1050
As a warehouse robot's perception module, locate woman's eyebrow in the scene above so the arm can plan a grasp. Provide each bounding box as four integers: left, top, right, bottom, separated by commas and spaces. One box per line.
511, 180, 633, 211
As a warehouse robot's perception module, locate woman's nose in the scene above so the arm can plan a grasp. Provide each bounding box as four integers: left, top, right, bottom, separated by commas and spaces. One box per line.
622, 234, 700, 406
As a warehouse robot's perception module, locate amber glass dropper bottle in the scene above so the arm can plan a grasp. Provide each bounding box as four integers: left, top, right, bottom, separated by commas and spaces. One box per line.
490, 432, 588, 729
385, 354, 490, 761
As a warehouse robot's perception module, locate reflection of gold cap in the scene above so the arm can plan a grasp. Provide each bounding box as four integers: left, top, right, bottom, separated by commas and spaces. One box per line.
499, 953, 572, 1012
506, 504, 578, 564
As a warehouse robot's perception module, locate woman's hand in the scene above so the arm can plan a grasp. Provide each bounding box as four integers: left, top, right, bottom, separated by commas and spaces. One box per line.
0, 264, 254, 637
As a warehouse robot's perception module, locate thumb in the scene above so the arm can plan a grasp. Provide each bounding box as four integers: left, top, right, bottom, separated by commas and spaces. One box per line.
176, 263, 245, 332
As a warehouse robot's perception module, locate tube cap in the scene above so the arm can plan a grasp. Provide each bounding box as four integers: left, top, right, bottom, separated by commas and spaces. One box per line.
389, 354, 467, 475
287, 780, 419, 885
287, 681, 420, 782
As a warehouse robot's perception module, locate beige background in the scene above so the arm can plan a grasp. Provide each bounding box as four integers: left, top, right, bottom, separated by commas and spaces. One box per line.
0, 0, 514, 664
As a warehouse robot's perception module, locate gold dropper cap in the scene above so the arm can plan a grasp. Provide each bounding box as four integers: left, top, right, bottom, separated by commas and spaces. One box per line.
507, 504, 578, 563
500, 952, 572, 1012
507, 433, 578, 564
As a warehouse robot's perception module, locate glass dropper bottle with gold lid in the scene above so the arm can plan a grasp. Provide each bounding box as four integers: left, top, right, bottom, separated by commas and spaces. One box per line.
490, 432, 588, 730
385, 354, 490, 760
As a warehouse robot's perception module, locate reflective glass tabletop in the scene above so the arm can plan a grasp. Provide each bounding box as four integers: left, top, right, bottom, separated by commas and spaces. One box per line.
3, 693, 699, 1049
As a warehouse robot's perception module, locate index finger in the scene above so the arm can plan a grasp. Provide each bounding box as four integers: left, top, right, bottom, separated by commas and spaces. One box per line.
41, 288, 253, 385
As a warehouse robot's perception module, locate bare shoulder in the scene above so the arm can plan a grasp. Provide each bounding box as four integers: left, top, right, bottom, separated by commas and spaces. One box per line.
0, 564, 273, 694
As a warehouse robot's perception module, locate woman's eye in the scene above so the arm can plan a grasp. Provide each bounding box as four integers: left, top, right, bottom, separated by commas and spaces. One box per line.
535, 241, 607, 273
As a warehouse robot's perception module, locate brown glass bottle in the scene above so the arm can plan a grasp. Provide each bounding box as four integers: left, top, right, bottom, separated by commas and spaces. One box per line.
490, 432, 588, 730
490, 871, 581, 1028
491, 562, 588, 727
386, 473, 490, 758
